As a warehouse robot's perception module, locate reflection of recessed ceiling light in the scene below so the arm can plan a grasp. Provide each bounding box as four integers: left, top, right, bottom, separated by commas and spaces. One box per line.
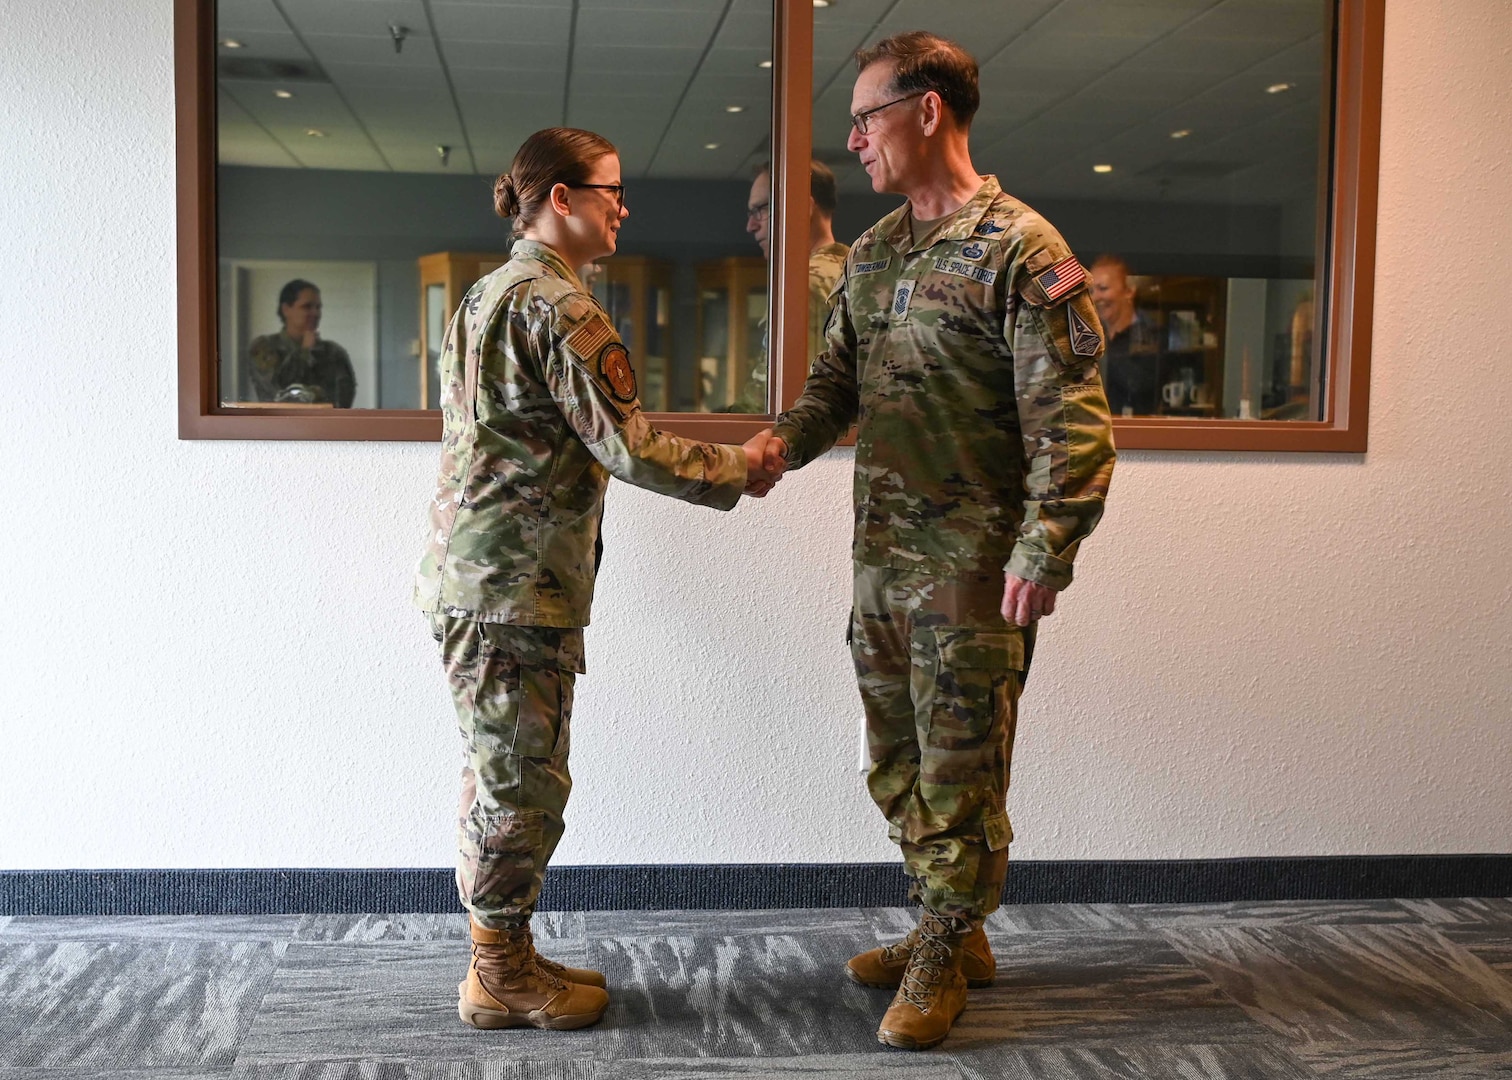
274, 89, 294, 99
813, 0, 831, 7
305, 128, 326, 137
1267, 82, 1294, 94
220, 38, 243, 49
704, 142, 720, 150
725, 105, 745, 113
1170, 129, 1191, 139
758, 59, 772, 69
1093, 164, 1114, 173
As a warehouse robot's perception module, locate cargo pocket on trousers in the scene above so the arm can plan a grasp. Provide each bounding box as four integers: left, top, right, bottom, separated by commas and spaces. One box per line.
460, 805, 543, 909
982, 810, 1014, 852
914, 626, 1024, 752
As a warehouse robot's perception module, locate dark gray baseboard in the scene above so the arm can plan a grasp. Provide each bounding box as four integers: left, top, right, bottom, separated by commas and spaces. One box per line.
1, 857, 1507, 916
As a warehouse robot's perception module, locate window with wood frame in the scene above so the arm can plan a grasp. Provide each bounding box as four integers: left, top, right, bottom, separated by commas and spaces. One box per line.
178, 0, 1380, 451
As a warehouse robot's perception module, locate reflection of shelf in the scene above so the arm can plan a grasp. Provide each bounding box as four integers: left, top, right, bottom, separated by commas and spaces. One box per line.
418, 251, 508, 410
593, 256, 673, 412
695, 257, 766, 412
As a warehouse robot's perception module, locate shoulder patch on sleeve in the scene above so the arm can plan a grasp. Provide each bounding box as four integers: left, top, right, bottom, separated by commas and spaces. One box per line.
1018, 248, 1087, 307
597, 342, 638, 403
563, 311, 616, 365
1068, 303, 1101, 356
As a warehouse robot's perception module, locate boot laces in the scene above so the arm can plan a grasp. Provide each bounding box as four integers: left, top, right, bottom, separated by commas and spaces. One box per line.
897, 912, 972, 1011
880, 926, 921, 965
473, 927, 567, 993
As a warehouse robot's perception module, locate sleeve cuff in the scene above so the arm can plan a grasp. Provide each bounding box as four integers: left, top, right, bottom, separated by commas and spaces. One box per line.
1005, 546, 1074, 591
706, 443, 746, 511
771, 422, 803, 468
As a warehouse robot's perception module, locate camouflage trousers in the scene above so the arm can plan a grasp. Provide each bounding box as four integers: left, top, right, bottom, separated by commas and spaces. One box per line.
851, 563, 1029, 918
429, 615, 585, 930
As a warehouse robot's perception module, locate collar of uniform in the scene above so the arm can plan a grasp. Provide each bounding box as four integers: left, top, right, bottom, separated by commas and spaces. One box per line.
812, 240, 849, 259
511, 239, 585, 289
880, 175, 1004, 255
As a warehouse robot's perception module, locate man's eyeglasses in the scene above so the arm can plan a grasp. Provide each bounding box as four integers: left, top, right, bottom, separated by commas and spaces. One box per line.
571, 183, 626, 209
850, 93, 923, 135
746, 201, 770, 222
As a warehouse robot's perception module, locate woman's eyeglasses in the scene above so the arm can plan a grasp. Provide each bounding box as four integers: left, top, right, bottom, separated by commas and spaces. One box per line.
571, 183, 626, 209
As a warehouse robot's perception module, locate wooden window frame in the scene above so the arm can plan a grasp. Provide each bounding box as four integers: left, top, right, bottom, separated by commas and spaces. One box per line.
177, 0, 1381, 451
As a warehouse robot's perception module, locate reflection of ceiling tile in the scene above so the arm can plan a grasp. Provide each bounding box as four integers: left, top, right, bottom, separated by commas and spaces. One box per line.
218, 0, 291, 34
216, 0, 1330, 215
427, 3, 573, 46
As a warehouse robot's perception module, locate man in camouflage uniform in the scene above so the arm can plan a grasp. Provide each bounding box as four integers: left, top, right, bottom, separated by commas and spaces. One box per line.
724, 160, 850, 413
763, 32, 1116, 1050
416, 232, 762, 1031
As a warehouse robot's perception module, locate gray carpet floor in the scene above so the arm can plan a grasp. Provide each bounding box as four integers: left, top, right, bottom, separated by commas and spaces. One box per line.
0, 898, 1509, 1078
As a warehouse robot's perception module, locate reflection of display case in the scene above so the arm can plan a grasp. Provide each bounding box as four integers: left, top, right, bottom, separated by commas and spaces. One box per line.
592, 256, 674, 412
1138, 275, 1227, 416
418, 251, 509, 410
695, 257, 768, 411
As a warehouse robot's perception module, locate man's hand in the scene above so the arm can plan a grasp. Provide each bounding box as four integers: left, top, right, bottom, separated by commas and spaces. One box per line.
1002, 573, 1058, 626
763, 434, 788, 475
741, 428, 787, 497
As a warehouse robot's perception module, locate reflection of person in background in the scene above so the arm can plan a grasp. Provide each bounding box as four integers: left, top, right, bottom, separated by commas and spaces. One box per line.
724, 159, 850, 413
1089, 255, 1159, 416
414, 127, 779, 1034
246, 280, 356, 407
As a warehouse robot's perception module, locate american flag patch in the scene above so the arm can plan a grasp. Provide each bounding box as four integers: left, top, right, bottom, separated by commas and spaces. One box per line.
1035, 256, 1086, 302
565, 314, 615, 363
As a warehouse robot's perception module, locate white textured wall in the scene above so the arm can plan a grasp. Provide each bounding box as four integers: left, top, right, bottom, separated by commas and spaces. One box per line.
1, 0, 1508, 871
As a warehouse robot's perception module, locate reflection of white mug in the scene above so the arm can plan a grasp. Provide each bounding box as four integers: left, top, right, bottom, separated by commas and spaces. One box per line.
1189, 383, 1212, 407
1162, 380, 1187, 407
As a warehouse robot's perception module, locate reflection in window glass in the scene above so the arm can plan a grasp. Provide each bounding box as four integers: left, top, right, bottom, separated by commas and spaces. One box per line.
811, 0, 1329, 421
215, 0, 774, 411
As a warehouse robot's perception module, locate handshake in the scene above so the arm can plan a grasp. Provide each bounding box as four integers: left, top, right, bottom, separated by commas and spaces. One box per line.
740, 428, 789, 497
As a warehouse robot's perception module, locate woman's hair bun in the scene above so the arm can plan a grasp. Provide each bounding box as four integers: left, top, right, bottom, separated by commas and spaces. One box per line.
493, 173, 520, 220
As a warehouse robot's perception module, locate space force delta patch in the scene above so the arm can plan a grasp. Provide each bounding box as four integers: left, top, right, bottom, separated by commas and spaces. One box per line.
934, 258, 998, 285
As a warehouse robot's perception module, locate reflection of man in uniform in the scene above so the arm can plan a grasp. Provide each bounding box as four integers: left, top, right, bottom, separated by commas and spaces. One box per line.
724, 160, 849, 413
1090, 255, 1159, 416
757, 32, 1115, 1050
246, 279, 357, 407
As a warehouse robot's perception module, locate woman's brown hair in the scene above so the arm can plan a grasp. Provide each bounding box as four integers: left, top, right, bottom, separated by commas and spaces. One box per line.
493, 127, 618, 232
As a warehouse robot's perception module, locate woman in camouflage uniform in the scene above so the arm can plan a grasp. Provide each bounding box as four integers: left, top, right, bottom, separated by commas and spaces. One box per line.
414, 127, 774, 1033
246, 280, 356, 406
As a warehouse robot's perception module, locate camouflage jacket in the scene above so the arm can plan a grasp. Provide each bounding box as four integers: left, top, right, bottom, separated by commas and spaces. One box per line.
246, 333, 356, 407
808, 241, 850, 360
724, 242, 850, 414
414, 240, 747, 626
773, 176, 1115, 590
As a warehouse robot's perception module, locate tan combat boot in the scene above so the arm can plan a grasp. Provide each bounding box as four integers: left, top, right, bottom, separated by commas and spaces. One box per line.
847, 919, 995, 989
459, 921, 609, 1030
470, 917, 606, 988
875, 911, 976, 1050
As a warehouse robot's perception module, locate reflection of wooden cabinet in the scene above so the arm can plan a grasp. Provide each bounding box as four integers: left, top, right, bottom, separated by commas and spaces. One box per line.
1139, 275, 1226, 416
695, 257, 767, 411
418, 251, 509, 410
592, 256, 674, 412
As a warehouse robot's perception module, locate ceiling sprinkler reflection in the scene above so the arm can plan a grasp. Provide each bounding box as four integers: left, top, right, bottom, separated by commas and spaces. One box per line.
437, 145, 452, 167
389, 24, 410, 54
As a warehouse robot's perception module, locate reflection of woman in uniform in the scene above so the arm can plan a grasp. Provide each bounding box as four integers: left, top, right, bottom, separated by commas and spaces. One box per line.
246, 280, 356, 406
413, 127, 772, 1032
